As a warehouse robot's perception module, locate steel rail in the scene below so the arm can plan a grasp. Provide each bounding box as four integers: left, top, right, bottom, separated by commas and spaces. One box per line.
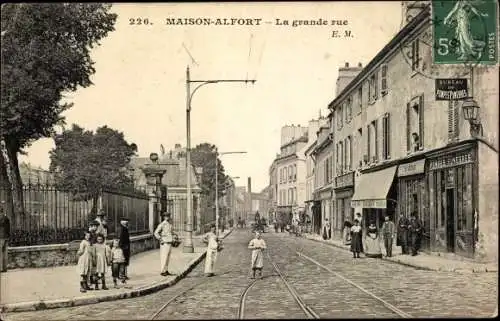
297, 251, 414, 318
236, 278, 259, 319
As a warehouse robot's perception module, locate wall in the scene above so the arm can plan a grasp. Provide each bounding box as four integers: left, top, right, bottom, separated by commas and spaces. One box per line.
7, 234, 157, 270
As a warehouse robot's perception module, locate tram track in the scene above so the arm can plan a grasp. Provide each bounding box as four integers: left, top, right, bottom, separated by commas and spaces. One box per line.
237, 249, 319, 319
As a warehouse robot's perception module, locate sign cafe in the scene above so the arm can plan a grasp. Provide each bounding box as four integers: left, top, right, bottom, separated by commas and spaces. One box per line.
429, 152, 473, 171
435, 78, 469, 101
335, 172, 354, 189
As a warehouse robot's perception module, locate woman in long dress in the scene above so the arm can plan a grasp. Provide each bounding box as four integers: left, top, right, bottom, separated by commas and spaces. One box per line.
364, 222, 383, 258
202, 225, 218, 277
350, 220, 363, 258
248, 231, 267, 279
343, 221, 353, 245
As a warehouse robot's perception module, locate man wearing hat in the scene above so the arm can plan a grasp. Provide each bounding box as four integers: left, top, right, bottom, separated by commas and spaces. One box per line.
154, 212, 175, 276
117, 217, 131, 280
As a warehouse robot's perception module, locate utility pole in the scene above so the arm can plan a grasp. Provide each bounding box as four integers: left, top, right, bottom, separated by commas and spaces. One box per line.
184, 66, 255, 253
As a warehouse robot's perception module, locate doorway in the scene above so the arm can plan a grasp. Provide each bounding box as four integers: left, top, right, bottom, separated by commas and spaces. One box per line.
446, 188, 455, 252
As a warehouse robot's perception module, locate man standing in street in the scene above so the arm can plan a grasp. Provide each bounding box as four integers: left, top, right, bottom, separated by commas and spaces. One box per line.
397, 214, 410, 255
0, 202, 11, 272
154, 212, 175, 276
118, 217, 131, 279
409, 213, 423, 256
381, 215, 396, 257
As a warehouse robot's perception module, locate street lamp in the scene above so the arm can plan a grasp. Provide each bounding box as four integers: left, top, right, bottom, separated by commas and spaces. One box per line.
215, 150, 247, 236
184, 66, 255, 253
461, 98, 483, 137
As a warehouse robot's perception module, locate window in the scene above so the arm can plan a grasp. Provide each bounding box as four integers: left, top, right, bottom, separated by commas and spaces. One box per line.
406, 95, 424, 152
382, 113, 391, 160
347, 135, 353, 170
367, 124, 371, 161
339, 141, 344, 174
357, 87, 363, 114
293, 164, 297, 181
411, 39, 420, 71
381, 64, 388, 95
288, 165, 292, 182
448, 100, 459, 141
346, 96, 353, 121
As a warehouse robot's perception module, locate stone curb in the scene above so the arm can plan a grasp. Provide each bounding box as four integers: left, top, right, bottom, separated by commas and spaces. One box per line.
302, 235, 497, 274
1, 229, 234, 313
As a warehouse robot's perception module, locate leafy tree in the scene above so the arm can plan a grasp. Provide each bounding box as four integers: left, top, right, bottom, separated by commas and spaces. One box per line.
49, 124, 137, 215
0, 3, 117, 226
190, 143, 228, 209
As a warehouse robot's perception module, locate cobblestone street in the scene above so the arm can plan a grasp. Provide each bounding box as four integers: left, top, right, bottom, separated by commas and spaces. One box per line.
4, 229, 497, 320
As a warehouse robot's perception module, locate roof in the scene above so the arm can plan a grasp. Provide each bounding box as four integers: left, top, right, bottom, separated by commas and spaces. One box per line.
280, 134, 308, 149
328, 5, 431, 111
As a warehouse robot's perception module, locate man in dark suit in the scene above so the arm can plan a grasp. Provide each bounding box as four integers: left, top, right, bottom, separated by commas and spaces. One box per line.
118, 217, 131, 279
0, 202, 11, 272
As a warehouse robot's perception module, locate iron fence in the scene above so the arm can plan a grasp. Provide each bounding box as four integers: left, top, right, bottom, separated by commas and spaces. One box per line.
163, 194, 216, 236
0, 183, 149, 246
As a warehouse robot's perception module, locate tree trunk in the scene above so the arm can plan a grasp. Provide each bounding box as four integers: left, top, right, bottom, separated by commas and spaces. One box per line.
3, 137, 26, 229
0, 143, 14, 221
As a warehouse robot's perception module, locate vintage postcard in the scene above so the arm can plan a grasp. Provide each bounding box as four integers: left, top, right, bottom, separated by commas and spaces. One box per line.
0, 1, 498, 320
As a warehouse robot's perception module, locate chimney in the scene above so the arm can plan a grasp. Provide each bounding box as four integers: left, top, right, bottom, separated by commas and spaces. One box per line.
358, 62, 362, 68
174, 143, 181, 149
345, 62, 349, 68
247, 177, 252, 194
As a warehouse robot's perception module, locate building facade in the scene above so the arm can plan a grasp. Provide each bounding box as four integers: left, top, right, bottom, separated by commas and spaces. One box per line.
328, 4, 498, 262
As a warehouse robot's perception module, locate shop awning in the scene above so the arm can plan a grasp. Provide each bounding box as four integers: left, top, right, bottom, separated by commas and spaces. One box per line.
351, 165, 398, 209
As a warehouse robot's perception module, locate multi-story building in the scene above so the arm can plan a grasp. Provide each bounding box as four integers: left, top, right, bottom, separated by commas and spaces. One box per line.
268, 157, 279, 222
304, 117, 327, 234
275, 125, 308, 225
311, 120, 334, 236
328, 3, 498, 262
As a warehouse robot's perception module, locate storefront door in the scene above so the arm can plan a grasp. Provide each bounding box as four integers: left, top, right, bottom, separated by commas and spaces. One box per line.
446, 188, 456, 252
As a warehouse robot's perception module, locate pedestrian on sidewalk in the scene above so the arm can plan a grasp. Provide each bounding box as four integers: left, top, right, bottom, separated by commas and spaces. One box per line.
350, 220, 362, 258
77, 231, 95, 293
397, 214, 410, 255
202, 224, 218, 277
110, 239, 127, 288
118, 217, 131, 280
0, 203, 10, 272
364, 222, 383, 258
94, 233, 111, 290
322, 218, 331, 240
343, 221, 352, 245
381, 216, 396, 257
409, 213, 423, 256
154, 212, 175, 276
248, 231, 266, 279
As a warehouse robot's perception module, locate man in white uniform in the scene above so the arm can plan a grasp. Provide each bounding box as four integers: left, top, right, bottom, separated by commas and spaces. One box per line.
154, 212, 175, 276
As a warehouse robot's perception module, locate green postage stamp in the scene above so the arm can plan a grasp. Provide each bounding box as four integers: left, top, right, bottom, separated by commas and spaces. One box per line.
432, 0, 498, 65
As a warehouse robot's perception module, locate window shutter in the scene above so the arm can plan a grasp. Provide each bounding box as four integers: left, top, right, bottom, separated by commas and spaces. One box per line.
374, 73, 379, 99
406, 102, 411, 151
453, 100, 459, 139
419, 94, 424, 148
374, 120, 378, 161
367, 125, 371, 159
349, 136, 353, 169
387, 113, 391, 158
381, 64, 388, 94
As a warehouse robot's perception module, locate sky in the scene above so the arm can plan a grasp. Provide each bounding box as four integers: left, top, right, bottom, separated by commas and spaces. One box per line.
19, 1, 403, 193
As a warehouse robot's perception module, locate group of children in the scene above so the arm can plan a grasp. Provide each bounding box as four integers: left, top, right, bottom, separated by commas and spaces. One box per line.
76, 230, 127, 293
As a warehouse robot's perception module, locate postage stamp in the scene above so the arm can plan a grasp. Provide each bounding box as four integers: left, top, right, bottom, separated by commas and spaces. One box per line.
432, 0, 498, 65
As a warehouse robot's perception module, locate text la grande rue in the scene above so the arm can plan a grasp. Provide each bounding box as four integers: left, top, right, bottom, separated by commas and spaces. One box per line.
275, 18, 348, 27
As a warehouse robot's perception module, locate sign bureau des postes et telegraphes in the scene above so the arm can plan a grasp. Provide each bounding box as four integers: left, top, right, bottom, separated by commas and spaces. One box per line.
435, 78, 468, 100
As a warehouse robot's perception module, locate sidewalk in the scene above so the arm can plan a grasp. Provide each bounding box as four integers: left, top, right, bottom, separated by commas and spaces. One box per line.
302, 233, 498, 273
0, 229, 233, 313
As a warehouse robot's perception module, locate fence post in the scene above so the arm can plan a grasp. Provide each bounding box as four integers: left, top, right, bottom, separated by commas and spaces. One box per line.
148, 191, 157, 234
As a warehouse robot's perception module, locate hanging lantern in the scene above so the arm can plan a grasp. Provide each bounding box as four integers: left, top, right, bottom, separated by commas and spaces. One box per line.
462, 98, 479, 122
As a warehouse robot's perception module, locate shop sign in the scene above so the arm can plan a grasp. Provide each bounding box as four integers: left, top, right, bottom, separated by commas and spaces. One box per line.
320, 190, 331, 199
435, 79, 468, 100
398, 159, 426, 177
429, 151, 473, 171
335, 172, 354, 189
351, 199, 387, 209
